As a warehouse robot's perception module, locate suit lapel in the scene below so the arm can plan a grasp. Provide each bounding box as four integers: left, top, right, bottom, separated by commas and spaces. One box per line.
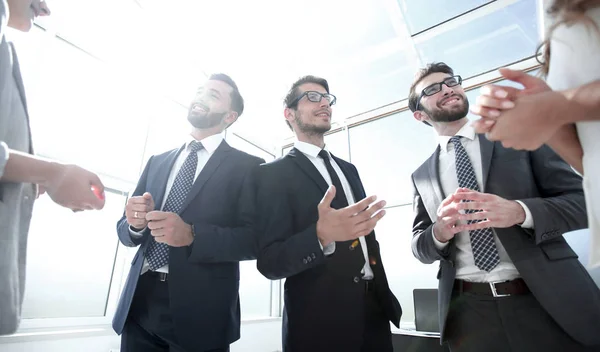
478, 134, 494, 191
10, 43, 33, 153
289, 148, 329, 194
179, 140, 232, 212
428, 146, 445, 206
331, 154, 364, 201
153, 146, 184, 210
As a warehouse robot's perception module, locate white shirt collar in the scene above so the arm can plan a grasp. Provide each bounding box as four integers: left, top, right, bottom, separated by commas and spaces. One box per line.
438, 124, 476, 152
294, 140, 328, 159
185, 132, 224, 155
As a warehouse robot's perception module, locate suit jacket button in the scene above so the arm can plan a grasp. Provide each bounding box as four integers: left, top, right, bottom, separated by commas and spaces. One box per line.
307, 257, 312, 262
349, 244, 355, 251
353, 276, 360, 283
311, 253, 316, 259
303, 259, 308, 264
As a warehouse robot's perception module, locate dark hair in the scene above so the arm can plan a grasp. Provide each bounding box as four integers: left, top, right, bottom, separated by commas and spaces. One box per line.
283, 75, 330, 130
537, 0, 600, 77
209, 73, 244, 117
408, 62, 454, 113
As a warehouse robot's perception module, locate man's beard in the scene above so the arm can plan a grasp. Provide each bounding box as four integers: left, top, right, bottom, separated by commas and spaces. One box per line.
294, 112, 331, 136
187, 110, 227, 129
424, 95, 469, 123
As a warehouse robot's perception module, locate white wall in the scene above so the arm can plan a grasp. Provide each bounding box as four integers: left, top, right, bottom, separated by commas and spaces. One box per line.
0, 319, 282, 352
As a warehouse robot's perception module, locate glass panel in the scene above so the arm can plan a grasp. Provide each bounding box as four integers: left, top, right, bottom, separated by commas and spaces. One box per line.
282, 146, 293, 156
141, 101, 191, 165
225, 133, 275, 162
376, 205, 439, 325
398, 0, 492, 34
415, 0, 540, 80
325, 130, 350, 162
239, 261, 272, 319
24, 38, 149, 183
22, 191, 127, 318
349, 111, 438, 206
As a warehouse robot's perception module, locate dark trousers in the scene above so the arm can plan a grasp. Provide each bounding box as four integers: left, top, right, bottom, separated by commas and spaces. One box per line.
361, 281, 393, 352
121, 271, 229, 352
445, 291, 599, 352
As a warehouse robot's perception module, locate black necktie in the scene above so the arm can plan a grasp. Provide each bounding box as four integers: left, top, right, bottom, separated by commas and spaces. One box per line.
318, 150, 348, 209
317, 149, 365, 276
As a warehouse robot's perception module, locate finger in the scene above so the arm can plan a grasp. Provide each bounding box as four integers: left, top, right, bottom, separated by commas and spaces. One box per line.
480, 84, 522, 100
455, 201, 486, 212
344, 195, 378, 216
143, 192, 153, 201
351, 200, 386, 224
451, 191, 485, 202
498, 68, 543, 90
146, 211, 168, 221
471, 118, 495, 134
147, 219, 166, 230
127, 204, 150, 213
470, 104, 501, 119
128, 196, 150, 205
353, 210, 386, 237
458, 211, 490, 222
476, 95, 515, 111
318, 185, 336, 209
460, 220, 492, 232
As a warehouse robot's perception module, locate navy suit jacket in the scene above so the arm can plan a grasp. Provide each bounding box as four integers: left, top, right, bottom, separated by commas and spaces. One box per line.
112, 140, 264, 351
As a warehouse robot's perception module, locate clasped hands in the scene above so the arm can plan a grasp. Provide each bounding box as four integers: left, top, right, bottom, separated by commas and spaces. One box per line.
125, 192, 194, 247
433, 188, 525, 243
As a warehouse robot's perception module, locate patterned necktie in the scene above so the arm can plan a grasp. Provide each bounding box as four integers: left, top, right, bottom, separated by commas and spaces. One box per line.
450, 136, 499, 272
146, 140, 204, 271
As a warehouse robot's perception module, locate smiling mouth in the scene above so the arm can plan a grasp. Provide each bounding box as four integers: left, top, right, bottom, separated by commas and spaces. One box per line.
191, 103, 209, 113
315, 111, 331, 118
441, 96, 461, 106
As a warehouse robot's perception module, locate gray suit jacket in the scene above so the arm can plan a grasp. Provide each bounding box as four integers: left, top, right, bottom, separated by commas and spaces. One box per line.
411, 134, 600, 346
0, 0, 36, 335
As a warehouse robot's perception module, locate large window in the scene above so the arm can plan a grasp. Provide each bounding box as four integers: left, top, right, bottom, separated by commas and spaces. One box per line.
22, 190, 127, 319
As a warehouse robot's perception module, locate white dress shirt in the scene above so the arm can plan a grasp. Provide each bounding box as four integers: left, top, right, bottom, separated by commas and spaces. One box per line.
294, 141, 374, 280
432, 124, 534, 283
130, 133, 225, 274
545, 7, 600, 268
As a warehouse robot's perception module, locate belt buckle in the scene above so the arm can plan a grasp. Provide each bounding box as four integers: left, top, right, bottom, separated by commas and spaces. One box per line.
159, 272, 167, 282
489, 280, 509, 298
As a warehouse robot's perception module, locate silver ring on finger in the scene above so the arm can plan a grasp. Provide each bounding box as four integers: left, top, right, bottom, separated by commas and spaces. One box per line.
134, 211, 139, 219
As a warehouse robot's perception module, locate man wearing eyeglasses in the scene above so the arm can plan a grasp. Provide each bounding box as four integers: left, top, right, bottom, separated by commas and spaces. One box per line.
408, 62, 600, 351
254, 75, 401, 352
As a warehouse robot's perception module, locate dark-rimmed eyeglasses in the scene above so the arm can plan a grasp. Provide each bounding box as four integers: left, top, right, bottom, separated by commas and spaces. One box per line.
289, 91, 337, 108
415, 75, 462, 111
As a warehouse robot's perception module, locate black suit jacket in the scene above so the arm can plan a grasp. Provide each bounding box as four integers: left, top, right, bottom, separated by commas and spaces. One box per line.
411, 134, 600, 346
112, 140, 264, 351
256, 148, 401, 352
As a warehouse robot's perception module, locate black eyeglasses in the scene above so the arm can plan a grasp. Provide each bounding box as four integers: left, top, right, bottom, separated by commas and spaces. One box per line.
415, 75, 462, 111
289, 91, 337, 108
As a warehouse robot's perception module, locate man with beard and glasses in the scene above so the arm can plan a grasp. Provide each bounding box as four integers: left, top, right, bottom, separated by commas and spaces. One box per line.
112, 73, 264, 352
254, 75, 401, 352
408, 62, 600, 352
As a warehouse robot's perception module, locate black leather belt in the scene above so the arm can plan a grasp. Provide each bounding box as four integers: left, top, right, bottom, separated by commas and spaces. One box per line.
146, 271, 168, 282
454, 278, 529, 297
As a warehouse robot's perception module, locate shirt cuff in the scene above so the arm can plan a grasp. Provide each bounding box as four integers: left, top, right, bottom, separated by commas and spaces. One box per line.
318, 239, 336, 256
515, 200, 534, 229
432, 227, 450, 251
129, 225, 146, 238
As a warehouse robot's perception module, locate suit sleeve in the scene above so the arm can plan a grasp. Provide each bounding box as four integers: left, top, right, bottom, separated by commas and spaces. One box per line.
255, 166, 326, 280
519, 145, 587, 244
116, 156, 153, 247
187, 158, 264, 263
411, 175, 450, 264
